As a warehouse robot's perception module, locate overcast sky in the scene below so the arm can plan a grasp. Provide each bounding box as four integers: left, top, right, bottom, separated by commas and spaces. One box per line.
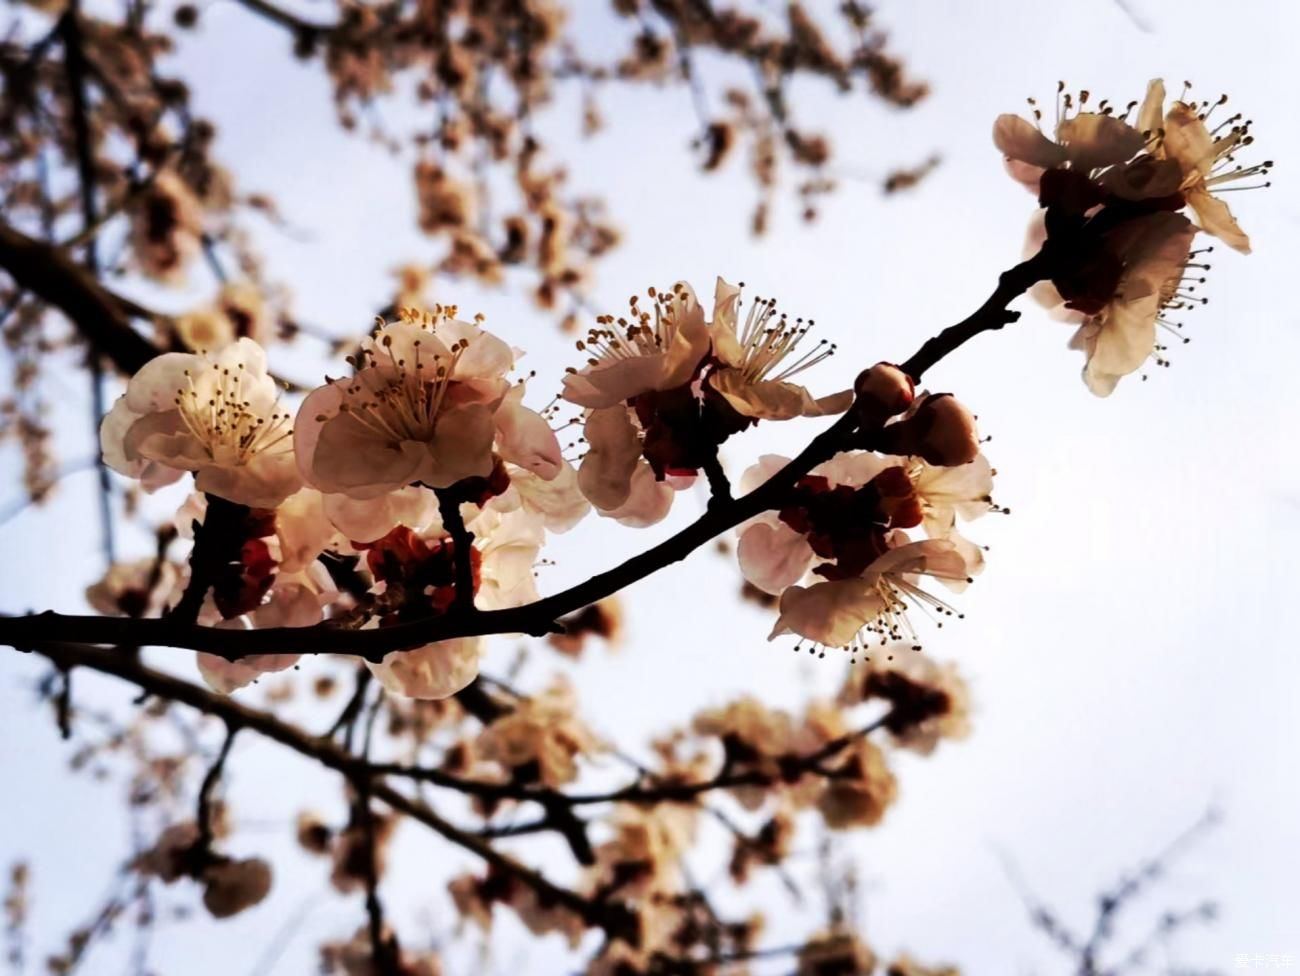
2, 0, 1298, 972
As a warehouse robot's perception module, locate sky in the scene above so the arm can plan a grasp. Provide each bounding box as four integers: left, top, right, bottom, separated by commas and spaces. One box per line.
2, 0, 1299, 973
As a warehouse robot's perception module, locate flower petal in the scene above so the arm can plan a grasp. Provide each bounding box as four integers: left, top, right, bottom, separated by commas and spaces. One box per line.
495, 384, 562, 480
1136, 79, 1165, 136
324, 485, 440, 543
737, 521, 816, 594
1056, 113, 1145, 170
602, 461, 675, 527
424, 403, 498, 487
562, 355, 668, 409
710, 277, 745, 367
1187, 186, 1251, 254
577, 406, 641, 511
309, 411, 428, 498
367, 637, 482, 700
1162, 101, 1217, 179
195, 447, 301, 508
769, 578, 884, 647
993, 114, 1067, 168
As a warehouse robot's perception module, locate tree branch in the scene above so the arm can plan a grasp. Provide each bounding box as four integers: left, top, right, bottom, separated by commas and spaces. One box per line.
369, 710, 891, 809
0, 254, 1049, 660
26, 640, 639, 941
0, 219, 162, 374
435, 491, 476, 613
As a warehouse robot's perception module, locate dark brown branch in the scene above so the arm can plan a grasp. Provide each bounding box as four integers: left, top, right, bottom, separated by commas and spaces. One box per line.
60, 2, 119, 567
228, 0, 339, 38
195, 724, 238, 848
167, 495, 252, 625
435, 490, 476, 613
0, 254, 1049, 660
700, 451, 732, 508
350, 686, 399, 975
0, 220, 161, 374
27, 641, 638, 942
326, 665, 373, 742
899, 246, 1055, 380
369, 712, 892, 810
453, 677, 511, 725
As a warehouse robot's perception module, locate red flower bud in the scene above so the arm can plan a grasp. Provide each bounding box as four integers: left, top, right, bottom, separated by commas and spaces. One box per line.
879, 393, 979, 466
854, 363, 915, 426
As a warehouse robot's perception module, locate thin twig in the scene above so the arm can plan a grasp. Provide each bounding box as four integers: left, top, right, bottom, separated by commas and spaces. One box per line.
29, 641, 639, 942
196, 724, 238, 848
435, 491, 476, 613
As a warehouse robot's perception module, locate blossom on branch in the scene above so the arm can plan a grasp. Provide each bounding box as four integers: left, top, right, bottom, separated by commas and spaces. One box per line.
362, 506, 547, 699
1142, 81, 1271, 253
296, 308, 559, 499
736, 421, 994, 652
101, 338, 301, 508
706, 279, 851, 421
994, 80, 1266, 395
565, 278, 847, 525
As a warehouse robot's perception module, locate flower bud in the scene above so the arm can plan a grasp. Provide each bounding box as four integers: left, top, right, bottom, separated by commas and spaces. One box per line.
879, 393, 979, 467
853, 363, 915, 426
201, 858, 272, 918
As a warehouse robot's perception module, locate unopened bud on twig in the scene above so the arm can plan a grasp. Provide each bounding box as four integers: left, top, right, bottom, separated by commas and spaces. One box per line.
854, 362, 915, 426
879, 392, 979, 466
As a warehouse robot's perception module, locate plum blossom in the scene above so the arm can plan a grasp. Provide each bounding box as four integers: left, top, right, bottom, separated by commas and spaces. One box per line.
1143, 81, 1271, 254
273, 488, 344, 573
323, 484, 442, 544
101, 338, 300, 508
735, 452, 893, 596
706, 278, 851, 421
170, 282, 272, 353
1022, 205, 1199, 395
797, 931, 878, 976
736, 441, 992, 604
907, 454, 994, 581
487, 460, 590, 534
854, 361, 915, 426
130, 169, 204, 282
563, 283, 712, 524
363, 506, 546, 700
1067, 211, 1197, 395
474, 677, 604, 787
840, 649, 972, 756
196, 566, 338, 693
575, 405, 675, 525
990, 80, 1228, 204
584, 804, 697, 927
294, 308, 560, 499
364, 629, 480, 704
879, 393, 981, 467
86, 558, 181, 618
769, 537, 970, 650
200, 858, 272, 919
815, 736, 898, 828
567, 279, 846, 525
993, 86, 1149, 194
561, 282, 710, 410
996, 80, 1266, 395
734, 443, 991, 651
693, 697, 804, 810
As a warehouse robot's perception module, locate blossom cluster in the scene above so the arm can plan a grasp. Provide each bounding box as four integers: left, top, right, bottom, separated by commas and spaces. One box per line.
99, 309, 579, 699
428, 641, 969, 973
736, 364, 993, 656
90, 77, 1270, 703
99, 278, 986, 695
995, 79, 1267, 394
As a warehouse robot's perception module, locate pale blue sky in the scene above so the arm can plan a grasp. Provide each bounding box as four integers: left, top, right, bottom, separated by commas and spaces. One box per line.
2, 0, 1298, 972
